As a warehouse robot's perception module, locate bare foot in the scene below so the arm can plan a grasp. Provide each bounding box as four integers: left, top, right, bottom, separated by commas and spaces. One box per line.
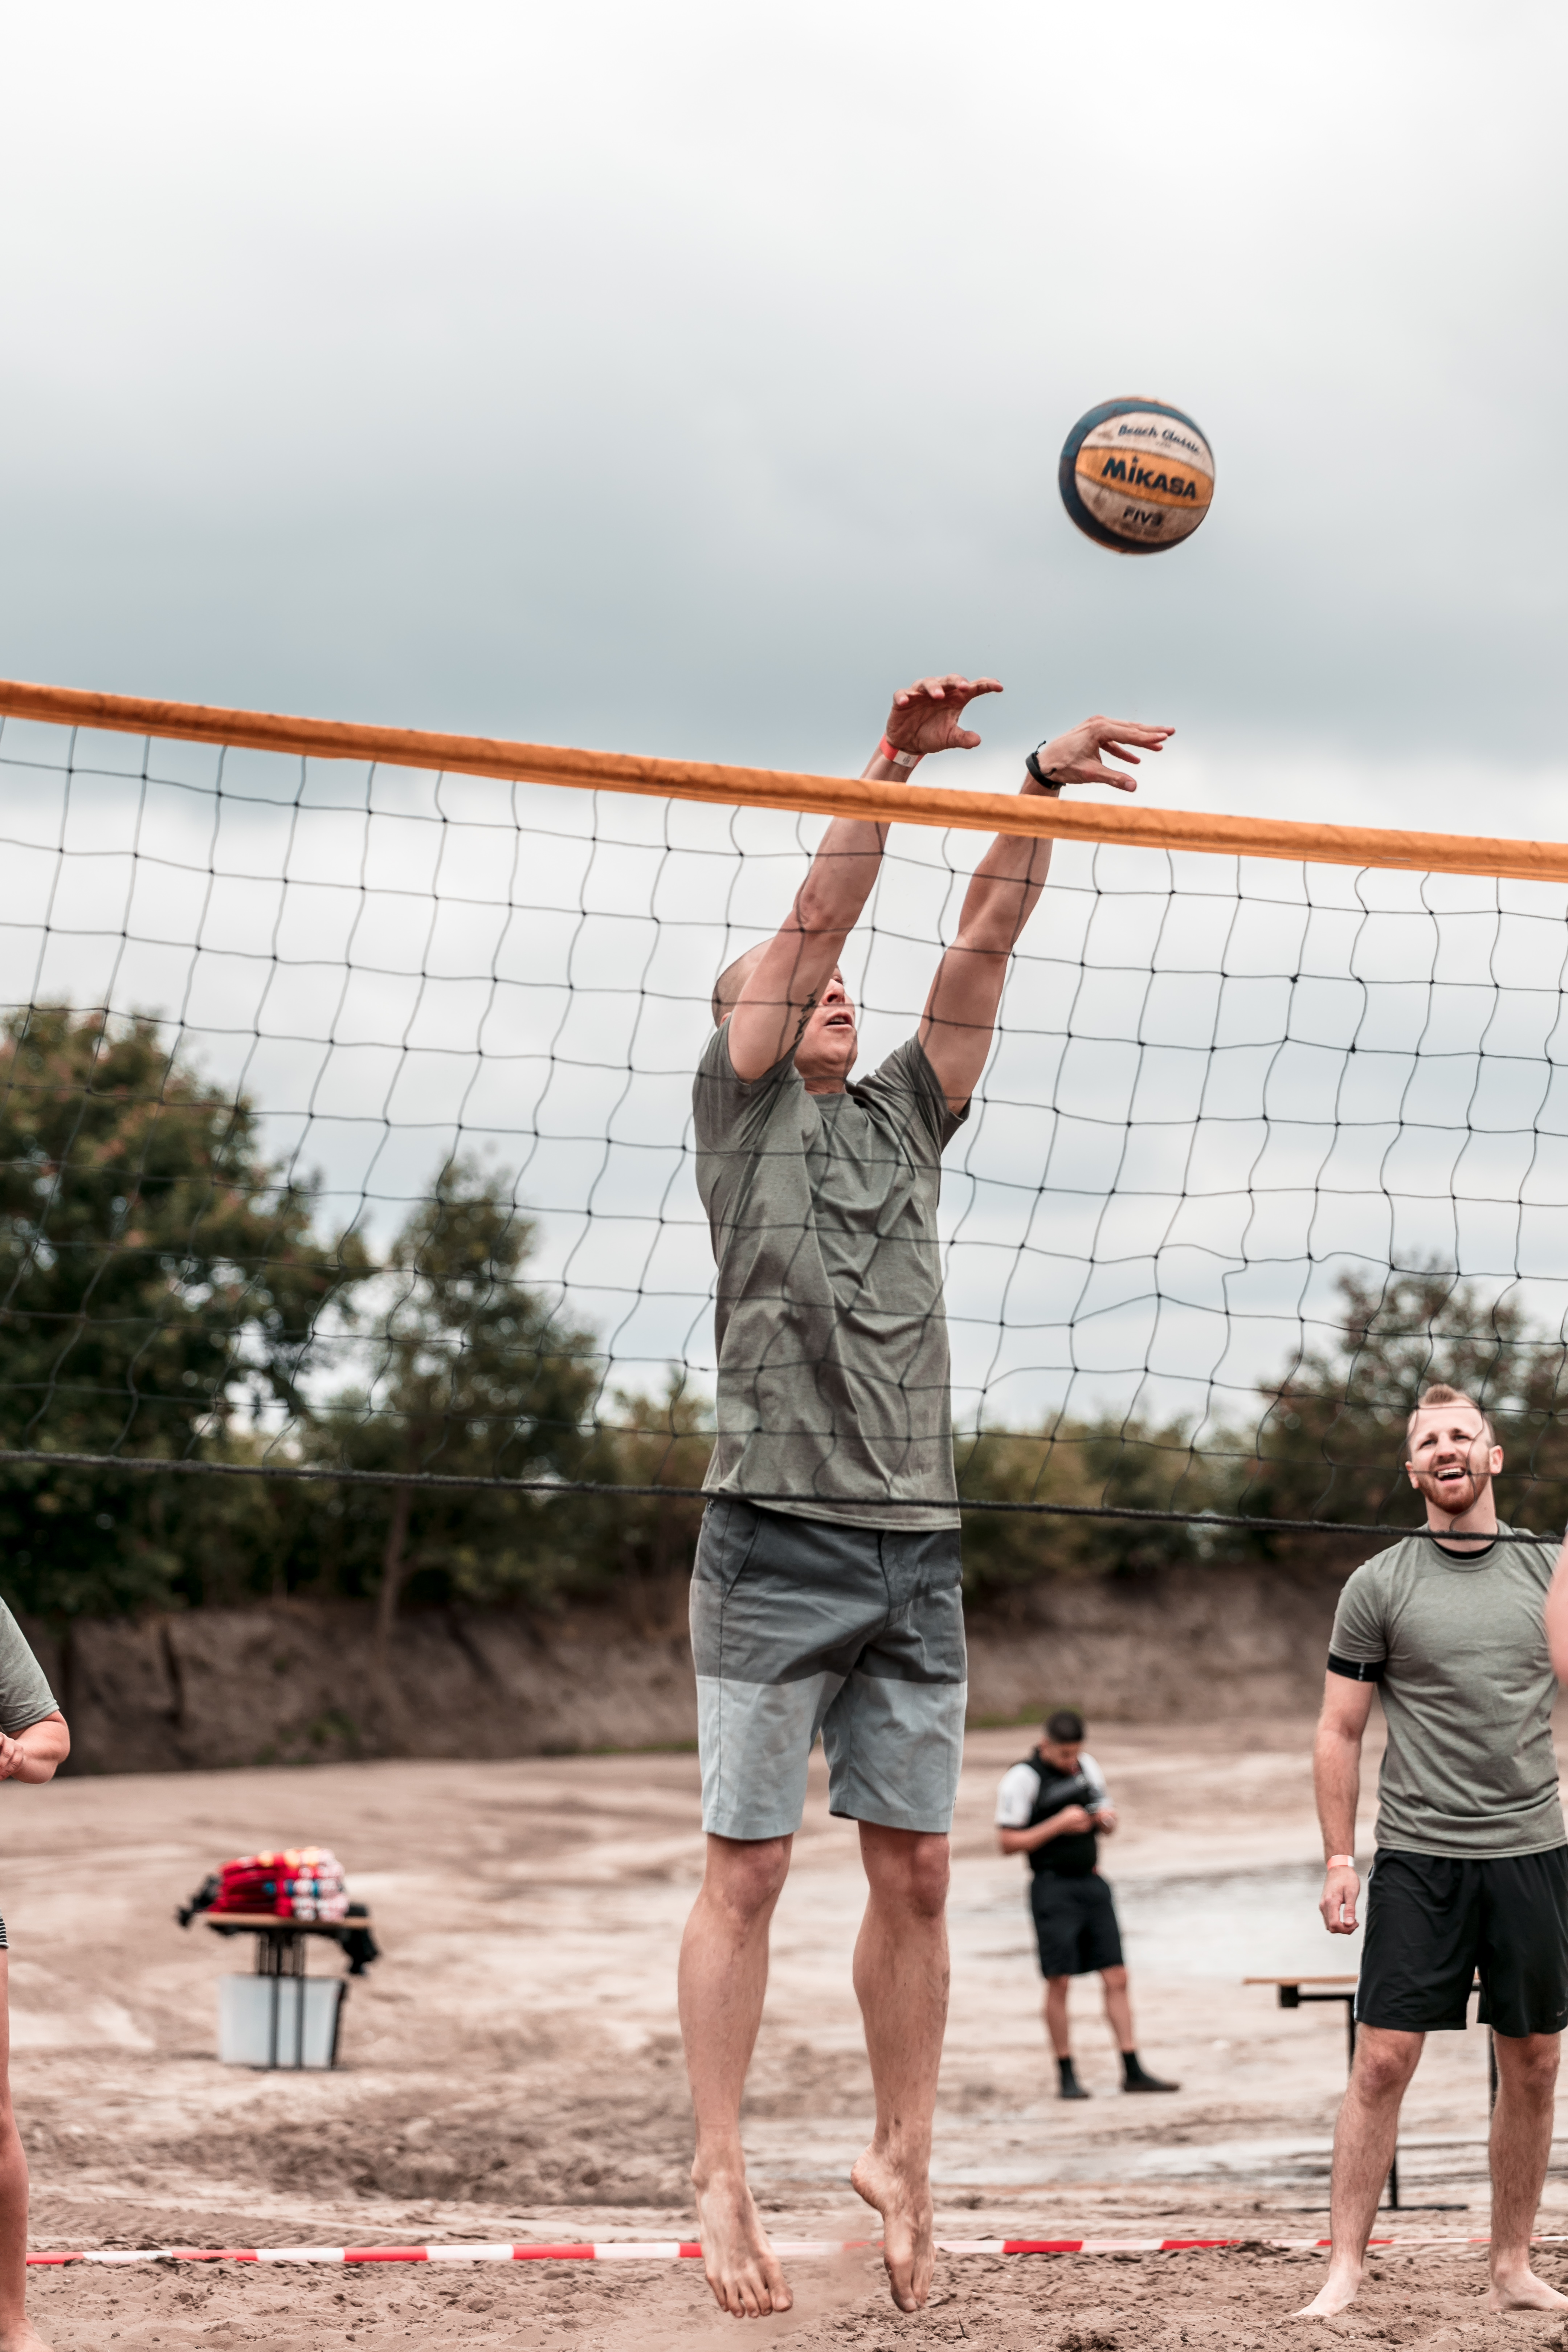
851, 2140, 934, 2313
1295, 2262, 1361, 2317
1486, 2265, 1568, 2312
0, 2324, 56, 2352
693, 2167, 792, 2318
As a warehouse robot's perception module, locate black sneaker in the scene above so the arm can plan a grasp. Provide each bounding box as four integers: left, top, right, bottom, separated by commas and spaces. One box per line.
1123, 2069, 1179, 2093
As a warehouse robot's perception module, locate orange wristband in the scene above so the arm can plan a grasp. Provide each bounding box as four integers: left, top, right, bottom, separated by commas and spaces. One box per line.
877, 735, 921, 769
1327, 1854, 1356, 1868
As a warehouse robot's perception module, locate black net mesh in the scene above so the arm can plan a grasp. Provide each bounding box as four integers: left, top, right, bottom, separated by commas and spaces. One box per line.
0, 707, 1562, 1604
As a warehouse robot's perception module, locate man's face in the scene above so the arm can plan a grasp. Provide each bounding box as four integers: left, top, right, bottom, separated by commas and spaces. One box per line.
1405, 1406, 1503, 1518
1039, 1738, 1081, 1775
792, 966, 858, 1090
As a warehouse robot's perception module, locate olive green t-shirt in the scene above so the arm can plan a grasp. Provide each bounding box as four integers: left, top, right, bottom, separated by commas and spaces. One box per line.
1330, 1526, 1564, 1858
693, 1026, 966, 1529
0, 1600, 57, 1737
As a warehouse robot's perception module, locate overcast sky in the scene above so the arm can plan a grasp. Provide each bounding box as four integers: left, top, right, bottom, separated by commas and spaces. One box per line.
3, 1, 1565, 840
4, 4, 1568, 1459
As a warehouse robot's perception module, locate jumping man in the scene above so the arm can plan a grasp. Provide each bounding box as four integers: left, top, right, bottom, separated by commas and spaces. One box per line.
679, 674, 1171, 2318
1302, 1383, 1568, 2318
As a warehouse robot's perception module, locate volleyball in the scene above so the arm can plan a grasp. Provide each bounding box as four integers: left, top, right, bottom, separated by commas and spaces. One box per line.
1058, 396, 1214, 555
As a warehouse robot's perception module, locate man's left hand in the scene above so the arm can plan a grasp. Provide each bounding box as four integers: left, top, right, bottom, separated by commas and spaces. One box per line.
1030, 715, 1173, 792
883, 674, 1003, 758
1093, 1805, 1117, 1833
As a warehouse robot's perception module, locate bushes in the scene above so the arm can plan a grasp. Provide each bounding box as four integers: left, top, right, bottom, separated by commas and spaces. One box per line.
0, 1006, 1562, 1625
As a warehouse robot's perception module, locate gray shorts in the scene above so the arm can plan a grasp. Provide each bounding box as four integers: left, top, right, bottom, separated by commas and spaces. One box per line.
690, 1496, 967, 1842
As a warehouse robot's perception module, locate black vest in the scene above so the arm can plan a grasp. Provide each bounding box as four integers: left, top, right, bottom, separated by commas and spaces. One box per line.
1017, 1753, 1099, 1880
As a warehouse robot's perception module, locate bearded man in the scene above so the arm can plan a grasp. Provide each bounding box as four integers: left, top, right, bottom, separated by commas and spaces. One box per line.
1301, 1383, 1568, 2318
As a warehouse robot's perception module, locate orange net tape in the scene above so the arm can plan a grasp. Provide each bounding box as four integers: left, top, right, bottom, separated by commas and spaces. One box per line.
0, 674, 1556, 885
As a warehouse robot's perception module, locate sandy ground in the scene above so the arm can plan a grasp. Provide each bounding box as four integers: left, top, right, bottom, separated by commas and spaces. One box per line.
10, 1713, 1568, 2348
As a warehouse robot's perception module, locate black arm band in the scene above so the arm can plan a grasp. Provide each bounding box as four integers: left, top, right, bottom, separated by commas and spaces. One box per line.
1327, 1651, 1385, 1683
1024, 751, 1063, 795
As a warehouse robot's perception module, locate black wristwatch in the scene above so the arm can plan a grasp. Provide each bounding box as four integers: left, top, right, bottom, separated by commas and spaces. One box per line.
1024, 749, 1063, 796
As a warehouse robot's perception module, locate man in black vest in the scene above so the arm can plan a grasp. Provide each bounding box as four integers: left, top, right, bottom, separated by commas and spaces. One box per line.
995, 1708, 1177, 2097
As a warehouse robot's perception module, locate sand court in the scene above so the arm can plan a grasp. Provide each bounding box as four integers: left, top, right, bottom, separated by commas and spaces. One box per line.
9, 1715, 1567, 2347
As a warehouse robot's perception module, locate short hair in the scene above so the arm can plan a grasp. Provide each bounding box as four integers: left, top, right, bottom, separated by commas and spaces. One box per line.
1045, 1707, 1084, 1743
711, 944, 766, 1027
1405, 1382, 1497, 1454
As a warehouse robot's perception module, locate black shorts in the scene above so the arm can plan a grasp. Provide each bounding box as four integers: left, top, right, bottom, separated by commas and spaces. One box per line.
1030, 1873, 1123, 1978
1357, 1846, 1568, 2038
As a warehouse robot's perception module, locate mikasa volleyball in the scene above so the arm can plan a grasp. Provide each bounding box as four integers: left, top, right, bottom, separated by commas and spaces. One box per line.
1058, 397, 1214, 554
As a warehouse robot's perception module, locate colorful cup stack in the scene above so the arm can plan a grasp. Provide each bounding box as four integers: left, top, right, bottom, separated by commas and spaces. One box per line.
209, 1846, 350, 1922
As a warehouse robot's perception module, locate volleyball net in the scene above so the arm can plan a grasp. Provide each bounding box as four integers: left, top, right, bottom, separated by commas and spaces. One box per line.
2, 675, 1567, 1589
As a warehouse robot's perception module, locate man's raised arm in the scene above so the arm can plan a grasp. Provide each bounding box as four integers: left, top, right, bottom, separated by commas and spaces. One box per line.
723, 674, 1001, 1082
918, 714, 1172, 1113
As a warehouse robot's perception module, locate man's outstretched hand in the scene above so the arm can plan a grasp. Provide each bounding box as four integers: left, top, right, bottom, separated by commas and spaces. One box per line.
883, 674, 1003, 758
1032, 715, 1173, 792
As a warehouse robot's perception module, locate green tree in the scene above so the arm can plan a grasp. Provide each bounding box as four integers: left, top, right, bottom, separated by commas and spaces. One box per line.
955, 1411, 1243, 1601
564, 1376, 712, 1596
1237, 1267, 1568, 1548
0, 1006, 366, 1617
304, 1159, 603, 1649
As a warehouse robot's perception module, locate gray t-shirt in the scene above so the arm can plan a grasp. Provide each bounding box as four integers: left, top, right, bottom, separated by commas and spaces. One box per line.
0, 1600, 57, 1737
694, 1026, 965, 1528
1330, 1527, 1563, 1858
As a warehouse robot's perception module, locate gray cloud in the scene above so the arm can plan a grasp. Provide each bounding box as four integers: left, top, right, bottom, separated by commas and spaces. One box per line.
1, 0, 1563, 808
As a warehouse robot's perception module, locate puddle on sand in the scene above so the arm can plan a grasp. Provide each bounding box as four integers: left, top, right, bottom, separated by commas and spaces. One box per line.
742, 2119, 1504, 2194
1097, 1862, 1333, 1985
954, 1860, 1336, 1984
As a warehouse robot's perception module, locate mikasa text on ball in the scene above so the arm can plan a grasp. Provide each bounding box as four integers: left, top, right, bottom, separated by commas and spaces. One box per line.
1059, 397, 1214, 554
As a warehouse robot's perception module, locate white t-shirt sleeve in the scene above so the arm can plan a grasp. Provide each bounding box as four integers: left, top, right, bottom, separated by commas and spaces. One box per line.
1079, 1751, 1110, 1808
995, 1761, 1041, 1828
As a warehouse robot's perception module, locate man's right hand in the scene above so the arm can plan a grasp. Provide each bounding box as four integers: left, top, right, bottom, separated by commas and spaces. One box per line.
1048, 1805, 1094, 1837
881, 674, 1003, 759
1320, 1863, 1361, 1935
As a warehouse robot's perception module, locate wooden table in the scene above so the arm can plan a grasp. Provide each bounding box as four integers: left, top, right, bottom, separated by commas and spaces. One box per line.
203, 1910, 375, 1979
1245, 1973, 1478, 2214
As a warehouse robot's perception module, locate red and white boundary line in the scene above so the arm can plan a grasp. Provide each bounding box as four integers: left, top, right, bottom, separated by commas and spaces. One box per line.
24, 2234, 1554, 2266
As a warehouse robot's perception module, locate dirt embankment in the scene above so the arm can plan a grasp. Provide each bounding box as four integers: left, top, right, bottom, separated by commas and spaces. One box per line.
31, 1561, 1351, 1775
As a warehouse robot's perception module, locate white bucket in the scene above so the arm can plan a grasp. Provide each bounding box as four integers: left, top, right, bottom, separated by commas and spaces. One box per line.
218, 1975, 344, 2069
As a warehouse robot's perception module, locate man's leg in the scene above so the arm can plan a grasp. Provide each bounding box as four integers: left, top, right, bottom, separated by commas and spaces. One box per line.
848, 1823, 950, 2314
1030, 1886, 1087, 2092
0, 1957, 51, 2352
1101, 1963, 1135, 2051
679, 1834, 793, 2318
1297, 2026, 1422, 2316
1486, 2031, 1567, 2311
1044, 1976, 1093, 2097
1098, 1964, 1178, 2091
